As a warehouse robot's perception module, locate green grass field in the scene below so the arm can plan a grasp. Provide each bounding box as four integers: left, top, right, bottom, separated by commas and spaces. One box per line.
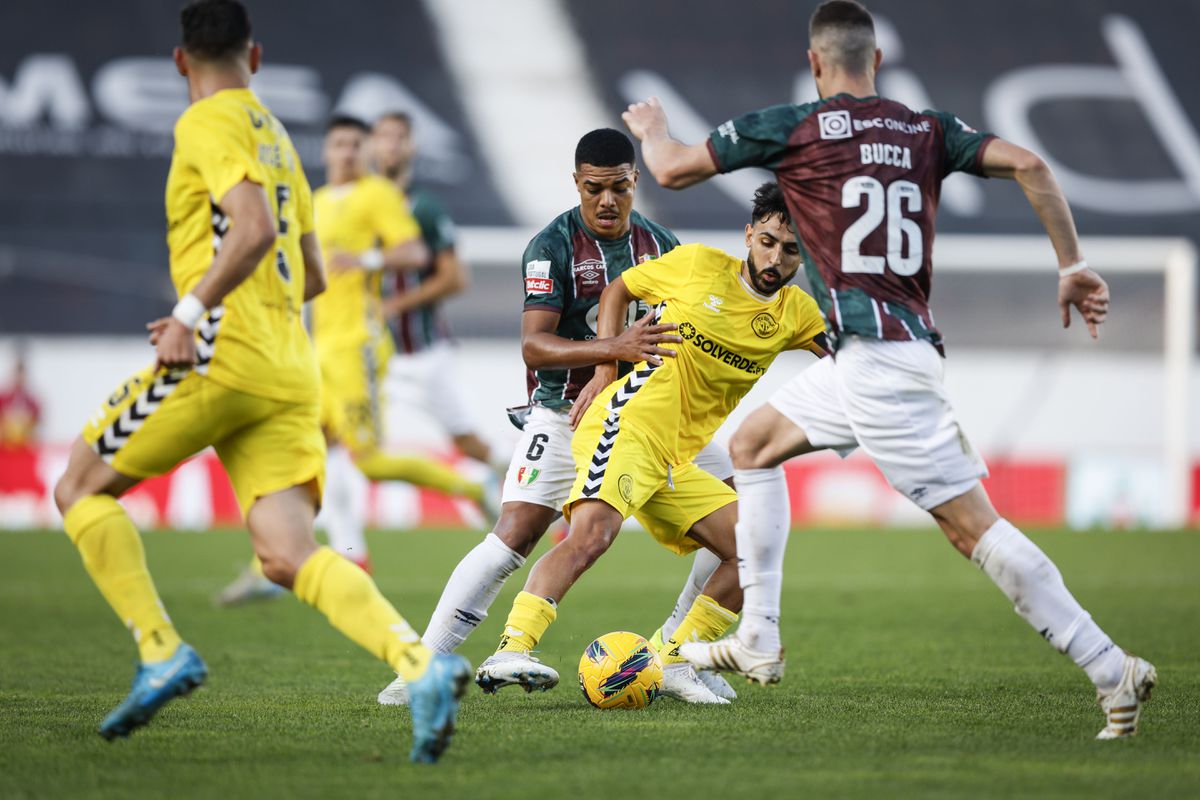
0, 527, 1197, 799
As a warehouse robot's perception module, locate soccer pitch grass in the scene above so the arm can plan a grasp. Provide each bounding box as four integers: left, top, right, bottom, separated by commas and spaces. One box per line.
1, 528, 1197, 799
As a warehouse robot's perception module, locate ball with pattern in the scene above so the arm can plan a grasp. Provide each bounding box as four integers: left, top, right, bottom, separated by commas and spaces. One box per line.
578, 631, 663, 710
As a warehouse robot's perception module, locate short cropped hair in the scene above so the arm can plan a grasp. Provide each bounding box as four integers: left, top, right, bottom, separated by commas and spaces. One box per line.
375, 111, 412, 131
575, 128, 635, 169
809, 0, 877, 75
751, 182, 790, 225
180, 0, 252, 62
326, 114, 370, 135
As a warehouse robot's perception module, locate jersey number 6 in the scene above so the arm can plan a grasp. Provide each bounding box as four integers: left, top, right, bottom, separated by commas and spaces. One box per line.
841, 176, 923, 276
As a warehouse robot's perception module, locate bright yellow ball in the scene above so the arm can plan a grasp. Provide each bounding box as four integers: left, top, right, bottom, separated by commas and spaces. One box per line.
577, 631, 664, 709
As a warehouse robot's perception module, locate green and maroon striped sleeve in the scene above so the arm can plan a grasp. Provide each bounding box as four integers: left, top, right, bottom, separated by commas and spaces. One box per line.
707, 103, 811, 173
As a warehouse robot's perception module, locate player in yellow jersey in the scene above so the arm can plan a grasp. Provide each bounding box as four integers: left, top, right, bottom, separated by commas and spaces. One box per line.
312, 115, 499, 571
51, 0, 468, 763
482, 183, 826, 690
216, 115, 497, 601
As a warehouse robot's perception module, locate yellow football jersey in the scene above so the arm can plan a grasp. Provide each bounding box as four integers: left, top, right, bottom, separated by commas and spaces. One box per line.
310, 175, 420, 350
166, 87, 317, 403
610, 243, 826, 463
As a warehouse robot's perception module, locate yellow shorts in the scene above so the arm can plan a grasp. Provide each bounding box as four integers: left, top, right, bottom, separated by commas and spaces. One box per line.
565, 409, 736, 555
319, 337, 391, 454
83, 366, 325, 515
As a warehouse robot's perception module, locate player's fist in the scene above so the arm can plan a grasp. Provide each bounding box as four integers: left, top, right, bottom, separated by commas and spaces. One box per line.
328, 251, 359, 274
622, 97, 668, 141
148, 317, 197, 370
1058, 268, 1110, 339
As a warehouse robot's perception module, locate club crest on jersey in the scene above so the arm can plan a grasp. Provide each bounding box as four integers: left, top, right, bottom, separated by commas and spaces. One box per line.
818, 110, 852, 140
704, 295, 724, 313
637, 253, 656, 263
751, 312, 779, 339
517, 466, 541, 486
618, 474, 634, 503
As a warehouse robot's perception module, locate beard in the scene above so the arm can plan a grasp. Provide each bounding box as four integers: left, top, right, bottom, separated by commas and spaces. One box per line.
746, 253, 784, 295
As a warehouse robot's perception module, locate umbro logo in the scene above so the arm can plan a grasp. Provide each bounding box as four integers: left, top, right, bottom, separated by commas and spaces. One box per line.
704, 295, 724, 313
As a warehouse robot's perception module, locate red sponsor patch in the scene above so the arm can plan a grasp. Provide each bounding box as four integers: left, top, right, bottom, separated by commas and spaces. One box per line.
526, 277, 554, 294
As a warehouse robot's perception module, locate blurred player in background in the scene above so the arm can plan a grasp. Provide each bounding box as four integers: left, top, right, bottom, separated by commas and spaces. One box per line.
624, 0, 1152, 739
0, 349, 41, 448
217, 115, 499, 604
51, 0, 468, 762
482, 181, 826, 696
379, 129, 739, 707
370, 111, 507, 476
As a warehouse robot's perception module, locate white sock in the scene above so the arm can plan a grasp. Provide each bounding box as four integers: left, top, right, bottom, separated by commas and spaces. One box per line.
422, 532, 526, 653
732, 467, 790, 654
324, 445, 369, 564
660, 548, 722, 641
972, 519, 1124, 691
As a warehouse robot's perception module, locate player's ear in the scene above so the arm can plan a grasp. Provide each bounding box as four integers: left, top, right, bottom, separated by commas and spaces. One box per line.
249, 42, 262, 75
744, 223, 754, 248
807, 49, 821, 80
631, 168, 640, 186
173, 47, 188, 77
873, 47, 882, 74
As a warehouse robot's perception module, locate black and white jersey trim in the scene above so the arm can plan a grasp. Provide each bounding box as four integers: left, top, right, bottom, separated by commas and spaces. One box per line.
580, 362, 660, 498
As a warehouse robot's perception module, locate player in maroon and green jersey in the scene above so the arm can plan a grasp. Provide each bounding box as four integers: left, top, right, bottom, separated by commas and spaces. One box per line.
622, 0, 1151, 740
377, 129, 740, 708
370, 111, 501, 475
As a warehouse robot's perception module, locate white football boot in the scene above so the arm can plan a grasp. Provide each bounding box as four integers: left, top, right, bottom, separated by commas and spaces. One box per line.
679, 637, 785, 685
660, 662, 730, 704
696, 669, 738, 701
1096, 653, 1157, 739
474, 651, 560, 694
377, 674, 409, 706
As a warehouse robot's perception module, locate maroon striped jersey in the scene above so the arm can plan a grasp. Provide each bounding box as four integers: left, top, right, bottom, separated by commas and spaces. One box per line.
521, 207, 678, 408
708, 94, 995, 351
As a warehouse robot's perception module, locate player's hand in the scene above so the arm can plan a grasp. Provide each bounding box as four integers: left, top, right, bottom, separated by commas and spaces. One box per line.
328, 251, 360, 274
148, 317, 197, 370
622, 97, 669, 141
1058, 268, 1110, 339
570, 367, 616, 430
607, 313, 681, 365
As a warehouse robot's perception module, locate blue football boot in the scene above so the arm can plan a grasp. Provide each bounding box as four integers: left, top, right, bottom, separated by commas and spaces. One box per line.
407, 653, 471, 764
99, 643, 208, 740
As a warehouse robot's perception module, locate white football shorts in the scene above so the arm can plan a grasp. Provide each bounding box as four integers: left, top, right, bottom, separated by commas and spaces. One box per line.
386, 341, 477, 437
768, 336, 987, 510
502, 404, 734, 514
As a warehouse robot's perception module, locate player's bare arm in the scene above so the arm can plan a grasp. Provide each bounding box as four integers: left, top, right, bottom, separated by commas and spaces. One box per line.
520, 307, 678, 372
299, 231, 326, 302
568, 275, 677, 429
981, 138, 1109, 338
328, 235, 429, 275
383, 247, 467, 319
147, 179, 277, 370
622, 97, 718, 190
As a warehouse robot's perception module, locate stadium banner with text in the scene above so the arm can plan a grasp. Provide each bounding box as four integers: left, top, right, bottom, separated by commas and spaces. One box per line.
4, 446, 1197, 531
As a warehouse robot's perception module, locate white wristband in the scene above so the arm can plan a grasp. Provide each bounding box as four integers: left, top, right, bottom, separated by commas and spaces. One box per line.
360, 248, 385, 271
1058, 260, 1089, 277
171, 293, 207, 330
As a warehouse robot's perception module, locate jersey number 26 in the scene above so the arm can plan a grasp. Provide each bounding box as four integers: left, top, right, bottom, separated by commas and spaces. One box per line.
841, 177, 922, 276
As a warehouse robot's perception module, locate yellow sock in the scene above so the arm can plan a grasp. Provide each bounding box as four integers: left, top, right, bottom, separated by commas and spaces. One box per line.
63, 495, 181, 663
497, 591, 557, 653
356, 451, 483, 502
293, 546, 432, 681
660, 594, 739, 664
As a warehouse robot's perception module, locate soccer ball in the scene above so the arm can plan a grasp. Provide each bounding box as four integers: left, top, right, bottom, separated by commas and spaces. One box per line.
578, 631, 663, 709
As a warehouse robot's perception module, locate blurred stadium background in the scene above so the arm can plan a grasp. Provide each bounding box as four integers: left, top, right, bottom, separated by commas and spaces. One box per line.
1, 0, 1198, 532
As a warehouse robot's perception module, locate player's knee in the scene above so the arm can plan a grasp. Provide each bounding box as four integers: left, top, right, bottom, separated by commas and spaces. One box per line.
728, 428, 770, 470
258, 554, 299, 589
53, 474, 85, 516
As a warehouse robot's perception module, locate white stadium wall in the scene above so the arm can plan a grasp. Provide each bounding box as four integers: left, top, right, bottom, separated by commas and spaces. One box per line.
1, 336, 1197, 531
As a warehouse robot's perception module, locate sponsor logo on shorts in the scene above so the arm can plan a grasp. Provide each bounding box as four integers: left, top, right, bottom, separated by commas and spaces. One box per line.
678, 322, 696, 340
516, 466, 541, 486
818, 110, 852, 140
751, 312, 780, 339
618, 474, 634, 503
525, 277, 554, 294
